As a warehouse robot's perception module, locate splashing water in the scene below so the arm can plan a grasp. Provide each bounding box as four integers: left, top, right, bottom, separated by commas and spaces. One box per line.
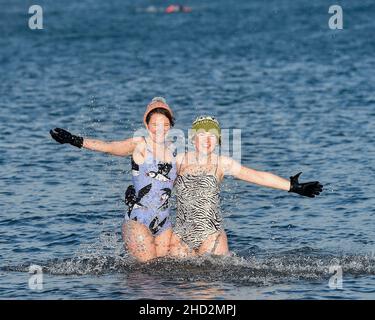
3, 235, 375, 287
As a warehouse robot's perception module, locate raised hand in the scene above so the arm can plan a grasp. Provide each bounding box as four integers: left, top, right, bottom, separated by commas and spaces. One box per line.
49, 128, 84, 148
288, 172, 323, 198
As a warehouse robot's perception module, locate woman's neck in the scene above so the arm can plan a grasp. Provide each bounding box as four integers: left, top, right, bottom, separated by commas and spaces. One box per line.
145, 136, 170, 160
145, 136, 166, 147
194, 151, 214, 165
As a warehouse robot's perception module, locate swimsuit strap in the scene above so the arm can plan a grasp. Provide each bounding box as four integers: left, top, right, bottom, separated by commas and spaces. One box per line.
165, 140, 178, 158
181, 152, 187, 167
214, 154, 219, 176
176, 152, 188, 176
142, 136, 155, 163
143, 136, 152, 152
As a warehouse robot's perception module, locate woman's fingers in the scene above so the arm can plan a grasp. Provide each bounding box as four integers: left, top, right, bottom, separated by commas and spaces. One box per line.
289, 173, 324, 198
50, 128, 83, 148
50, 129, 64, 143
50, 128, 72, 145
55, 127, 68, 135
302, 182, 323, 197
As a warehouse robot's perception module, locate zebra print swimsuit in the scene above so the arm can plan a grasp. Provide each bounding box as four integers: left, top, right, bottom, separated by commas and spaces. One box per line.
174, 158, 223, 249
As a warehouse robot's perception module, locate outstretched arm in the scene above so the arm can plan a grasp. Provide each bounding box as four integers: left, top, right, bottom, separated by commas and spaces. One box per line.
82, 137, 140, 156
50, 128, 141, 157
221, 156, 323, 197
221, 156, 290, 191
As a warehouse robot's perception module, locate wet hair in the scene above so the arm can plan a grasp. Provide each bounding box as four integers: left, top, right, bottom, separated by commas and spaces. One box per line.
146, 108, 175, 127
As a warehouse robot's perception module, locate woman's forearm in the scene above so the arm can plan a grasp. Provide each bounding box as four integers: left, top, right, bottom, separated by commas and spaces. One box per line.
82, 137, 136, 156
254, 171, 290, 191
236, 166, 291, 191
83, 138, 113, 153
227, 158, 322, 197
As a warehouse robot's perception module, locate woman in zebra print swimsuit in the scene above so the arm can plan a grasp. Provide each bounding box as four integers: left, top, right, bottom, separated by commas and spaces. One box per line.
169, 116, 323, 258
172, 152, 225, 256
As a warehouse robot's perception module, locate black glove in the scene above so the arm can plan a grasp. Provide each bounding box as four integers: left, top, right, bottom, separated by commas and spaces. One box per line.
288, 172, 323, 198
50, 128, 84, 148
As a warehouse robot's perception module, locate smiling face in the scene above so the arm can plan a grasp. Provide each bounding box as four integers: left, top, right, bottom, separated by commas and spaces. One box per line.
147, 112, 171, 143
193, 130, 218, 155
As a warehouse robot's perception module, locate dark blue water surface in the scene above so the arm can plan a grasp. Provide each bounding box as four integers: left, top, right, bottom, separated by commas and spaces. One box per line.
1, 0, 375, 299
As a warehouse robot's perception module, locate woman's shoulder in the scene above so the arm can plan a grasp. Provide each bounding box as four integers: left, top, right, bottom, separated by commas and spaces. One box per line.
175, 151, 189, 165
218, 154, 235, 170
131, 136, 147, 155
218, 154, 232, 164
218, 155, 242, 175
129, 136, 145, 145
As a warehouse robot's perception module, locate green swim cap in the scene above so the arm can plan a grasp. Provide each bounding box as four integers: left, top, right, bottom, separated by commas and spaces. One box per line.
191, 115, 221, 144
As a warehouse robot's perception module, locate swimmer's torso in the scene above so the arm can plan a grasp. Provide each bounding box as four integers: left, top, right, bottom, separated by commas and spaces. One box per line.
124, 138, 177, 236
174, 152, 224, 249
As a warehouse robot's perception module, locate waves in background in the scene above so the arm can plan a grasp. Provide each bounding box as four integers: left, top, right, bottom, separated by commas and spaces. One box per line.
0, 0, 374, 299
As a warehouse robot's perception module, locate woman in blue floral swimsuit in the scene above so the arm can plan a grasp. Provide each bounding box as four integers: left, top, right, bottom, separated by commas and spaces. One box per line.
50, 97, 177, 262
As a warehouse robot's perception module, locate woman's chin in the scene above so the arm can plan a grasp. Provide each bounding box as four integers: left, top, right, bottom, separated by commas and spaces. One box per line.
197, 148, 214, 155
149, 136, 166, 144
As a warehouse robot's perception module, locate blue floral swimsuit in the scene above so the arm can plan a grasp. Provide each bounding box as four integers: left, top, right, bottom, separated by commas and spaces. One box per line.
124, 138, 177, 236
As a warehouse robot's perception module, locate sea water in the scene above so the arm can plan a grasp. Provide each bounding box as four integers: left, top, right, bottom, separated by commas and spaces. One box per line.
0, 0, 374, 299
